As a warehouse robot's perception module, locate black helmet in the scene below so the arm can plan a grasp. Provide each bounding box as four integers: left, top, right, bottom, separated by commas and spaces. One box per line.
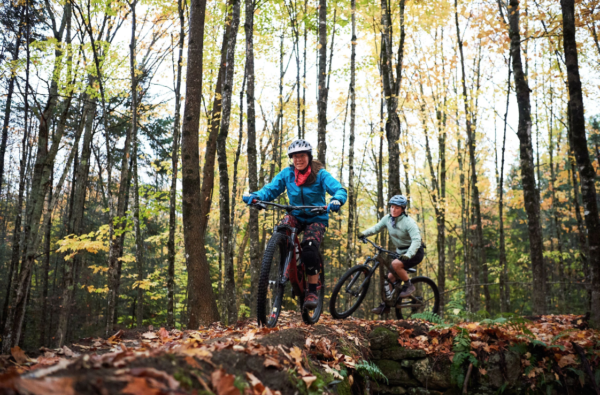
287, 139, 313, 158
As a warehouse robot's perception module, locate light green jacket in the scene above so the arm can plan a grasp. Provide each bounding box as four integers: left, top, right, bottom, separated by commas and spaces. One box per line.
361, 214, 422, 258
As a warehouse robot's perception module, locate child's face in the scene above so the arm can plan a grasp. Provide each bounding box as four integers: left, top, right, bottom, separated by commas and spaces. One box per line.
390, 204, 404, 217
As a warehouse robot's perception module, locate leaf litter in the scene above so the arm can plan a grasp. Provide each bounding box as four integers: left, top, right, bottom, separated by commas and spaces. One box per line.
0, 312, 597, 393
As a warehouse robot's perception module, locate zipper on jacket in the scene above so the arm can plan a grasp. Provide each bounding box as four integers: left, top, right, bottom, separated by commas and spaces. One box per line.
300, 186, 305, 205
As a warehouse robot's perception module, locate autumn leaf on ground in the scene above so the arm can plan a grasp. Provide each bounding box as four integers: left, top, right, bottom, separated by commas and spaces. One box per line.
301, 375, 317, 388
211, 368, 241, 395
558, 353, 578, 368
121, 377, 161, 395
142, 331, 158, 340
264, 357, 281, 369
158, 327, 170, 342
16, 377, 75, 395
11, 346, 28, 365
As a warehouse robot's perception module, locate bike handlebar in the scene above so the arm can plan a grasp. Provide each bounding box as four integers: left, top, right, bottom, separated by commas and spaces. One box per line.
359, 236, 399, 258
250, 199, 329, 214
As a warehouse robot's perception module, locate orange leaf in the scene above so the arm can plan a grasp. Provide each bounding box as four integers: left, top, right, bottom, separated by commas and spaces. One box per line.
246, 372, 266, 394
264, 358, 281, 369
121, 377, 161, 395
11, 346, 28, 365
211, 368, 241, 395
16, 377, 75, 395
558, 354, 577, 368
158, 327, 170, 342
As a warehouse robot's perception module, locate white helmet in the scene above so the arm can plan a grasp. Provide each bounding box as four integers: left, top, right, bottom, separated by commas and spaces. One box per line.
287, 139, 313, 158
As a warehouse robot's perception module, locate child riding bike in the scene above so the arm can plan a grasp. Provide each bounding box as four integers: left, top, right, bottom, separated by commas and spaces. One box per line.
358, 195, 425, 315
243, 139, 347, 311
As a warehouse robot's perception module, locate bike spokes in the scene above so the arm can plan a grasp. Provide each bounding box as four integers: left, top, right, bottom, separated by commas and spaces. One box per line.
329, 265, 371, 319
395, 277, 440, 320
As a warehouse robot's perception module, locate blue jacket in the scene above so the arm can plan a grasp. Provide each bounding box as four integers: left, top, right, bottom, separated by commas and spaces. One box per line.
252, 166, 347, 225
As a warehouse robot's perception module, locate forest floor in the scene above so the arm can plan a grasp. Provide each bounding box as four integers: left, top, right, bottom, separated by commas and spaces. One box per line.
0, 312, 598, 394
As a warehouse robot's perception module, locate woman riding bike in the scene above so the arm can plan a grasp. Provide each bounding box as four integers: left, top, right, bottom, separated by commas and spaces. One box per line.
358, 195, 425, 314
243, 139, 347, 310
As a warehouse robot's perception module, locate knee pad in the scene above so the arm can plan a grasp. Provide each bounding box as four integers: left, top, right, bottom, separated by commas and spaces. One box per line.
301, 242, 321, 275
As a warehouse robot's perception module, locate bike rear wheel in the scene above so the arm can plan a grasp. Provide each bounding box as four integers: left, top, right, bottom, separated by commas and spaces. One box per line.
301, 266, 325, 325
257, 232, 288, 327
395, 276, 440, 320
329, 265, 371, 319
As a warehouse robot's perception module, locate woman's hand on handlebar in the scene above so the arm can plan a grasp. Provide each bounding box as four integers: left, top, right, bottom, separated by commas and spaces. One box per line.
242, 192, 258, 206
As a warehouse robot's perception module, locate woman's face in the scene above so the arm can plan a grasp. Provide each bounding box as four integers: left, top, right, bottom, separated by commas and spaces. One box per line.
292, 152, 309, 171
390, 204, 404, 217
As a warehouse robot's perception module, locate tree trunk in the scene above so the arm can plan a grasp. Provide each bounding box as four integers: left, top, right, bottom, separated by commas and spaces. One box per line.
167, 0, 185, 330
3, 4, 73, 352
39, 174, 52, 347
54, 85, 95, 346
498, 57, 511, 313
380, 0, 405, 198
317, 0, 328, 165
245, 0, 261, 318
508, 0, 546, 315
345, 0, 357, 268
182, 0, 220, 328
455, 0, 483, 312
216, 0, 241, 325
560, 0, 600, 328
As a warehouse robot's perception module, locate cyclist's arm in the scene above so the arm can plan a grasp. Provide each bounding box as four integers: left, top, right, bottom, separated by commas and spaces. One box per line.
322, 169, 347, 204
361, 215, 388, 237
253, 169, 288, 202
404, 218, 422, 258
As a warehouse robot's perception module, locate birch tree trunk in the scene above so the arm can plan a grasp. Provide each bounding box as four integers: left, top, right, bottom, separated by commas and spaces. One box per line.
560, 0, 600, 327
508, 0, 546, 315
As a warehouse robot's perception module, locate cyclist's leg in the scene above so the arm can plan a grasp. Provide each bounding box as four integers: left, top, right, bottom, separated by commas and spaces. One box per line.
300, 222, 326, 285
390, 245, 425, 282
279, 214, 300, 228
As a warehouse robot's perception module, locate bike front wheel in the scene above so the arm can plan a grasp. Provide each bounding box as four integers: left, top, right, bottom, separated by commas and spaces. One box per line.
300, 266, 325, 325
395, 276, 440, 320
329, 265, 371, 319
257, 231, 288, 327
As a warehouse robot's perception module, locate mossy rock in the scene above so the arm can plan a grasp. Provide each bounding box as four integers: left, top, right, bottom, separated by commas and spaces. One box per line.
369, 326, 399, 350
482, 351, 520, 389
374, 360, 421, 387
372, 383, 407, 394
412, 358, 451, 390
372, 346, 427, 360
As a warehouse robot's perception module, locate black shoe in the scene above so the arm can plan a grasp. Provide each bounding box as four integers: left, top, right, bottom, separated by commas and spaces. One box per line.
371, 302, 390, 315
303, 292, 318, 310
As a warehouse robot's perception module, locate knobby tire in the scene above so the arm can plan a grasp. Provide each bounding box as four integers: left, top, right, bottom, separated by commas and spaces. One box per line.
329, 265, 371, 319
395, 276, 440, 320
257, 232, 288, 327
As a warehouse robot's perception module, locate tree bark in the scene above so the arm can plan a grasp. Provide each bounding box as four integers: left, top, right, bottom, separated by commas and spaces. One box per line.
216, 0, 241, 325
167, 0, 185, 330
561, 0, 600, 327
245, 0, 261, 318
508, 0, 546, 315
380, 0, 405, 198
345, 0, 356, 268
183, 0, 220, 328
455, 0, 484, 312
317, 0, 328, 165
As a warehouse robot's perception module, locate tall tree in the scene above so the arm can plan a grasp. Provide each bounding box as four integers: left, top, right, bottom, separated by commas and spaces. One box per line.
560, 0, 600, 327
182, 0, 220, 328
317, 0, 328, 164
216, 0, 241, 325
245, 0, 261, 318
167, 0, 185, 330
379, 0, 405, 198
345, 0, 356, 267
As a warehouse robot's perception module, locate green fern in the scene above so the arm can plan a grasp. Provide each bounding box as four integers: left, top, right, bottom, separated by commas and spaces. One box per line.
410, 311, 444, 324
355, 361, 388, 384
450, 328, 478, 387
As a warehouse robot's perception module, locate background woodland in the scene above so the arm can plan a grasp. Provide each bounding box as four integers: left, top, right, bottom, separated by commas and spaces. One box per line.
1, 0, 600, 352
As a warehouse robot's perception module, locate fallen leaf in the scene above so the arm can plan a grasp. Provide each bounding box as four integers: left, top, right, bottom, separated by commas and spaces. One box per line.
142, 331, 158, 340
211, 368, 241, 395
129, 367, 179, 390
301, 375, 317, 388
16, 377, 75, 395
121, 377, 161, 395
264, 357, 281, 369
558, 353, 577, 368
479, 368, 487, 375
158, 327, 170, 342
62, 346, 74, 358
246, 372, 266, 394
11, 346, 28, 365
289, 346, 303, 363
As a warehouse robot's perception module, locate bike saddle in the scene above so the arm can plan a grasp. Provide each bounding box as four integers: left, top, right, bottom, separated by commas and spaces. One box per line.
407, 268, 417, 273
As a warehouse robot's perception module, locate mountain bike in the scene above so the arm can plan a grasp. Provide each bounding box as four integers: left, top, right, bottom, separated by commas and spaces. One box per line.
329, 237, 440, 320
251, 200, 328, 327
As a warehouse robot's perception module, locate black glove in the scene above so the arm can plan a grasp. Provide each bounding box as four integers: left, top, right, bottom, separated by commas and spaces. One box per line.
399, 254, 410, 262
